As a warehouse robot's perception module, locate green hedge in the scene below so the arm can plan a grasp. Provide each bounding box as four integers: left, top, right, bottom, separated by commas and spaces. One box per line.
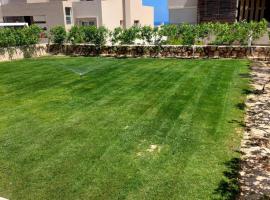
50, 26, 108, 47
159, 20, 268, 45
50, 26, 67, 44
209, 20, 268, 45
49, 20, 268, 46
0, 25, 42, 48
0, 21, 267, 48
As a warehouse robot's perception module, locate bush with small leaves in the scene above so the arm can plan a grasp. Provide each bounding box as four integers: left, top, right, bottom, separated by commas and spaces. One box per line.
45, 20, 268, 47
194, 23, 211, 44
83, 26, 97, 44
211, 20, 268, 45
23, 25, 42, 45
179, 24, 197, 45
159, 24, 179, 40
92, 26, 108, 47
68, 26, 85, 44
0, 28, 16, 47
152, 27, 165, 46
140, 26, 153, 44
118, 26, 141, 45
110, 27, 122, 45
210, 23, 235, 45
0, 25, 41, 47
50, 26, 67, 44
159, 20, 268, 46
248, 19, 268, 41
159, 23, 210, 45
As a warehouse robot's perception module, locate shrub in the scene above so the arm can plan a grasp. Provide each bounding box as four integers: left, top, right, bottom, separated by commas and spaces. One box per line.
46, 21, 268, 47
211, 22, 235, 45
159, 24, 180, 44
211, 20, 268, 45
124, 26, 140, 44
83, 26, 97, 44
159, 24, 179, 39
140, 26, 153, 44
65, 26, 108, 46
0, 25, 41, 47
248, 19, 268, 41
232, 21, 250, 45
68, 26, 85, 44
50, 26, 67, 44
111, 26, 140, 45
194, 23, 211, 44
0, 28, 16, 47
110, 27, 122, 45
22, 25, 42, 45
160, 24, 210, 45
159, 20, 267, 46
178, 24, 196, 45
152, 27, 165, 46
92, 26, 108, 47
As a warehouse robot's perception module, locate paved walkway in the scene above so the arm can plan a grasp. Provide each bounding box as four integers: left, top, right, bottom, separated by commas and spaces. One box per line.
240, 61, 270, 199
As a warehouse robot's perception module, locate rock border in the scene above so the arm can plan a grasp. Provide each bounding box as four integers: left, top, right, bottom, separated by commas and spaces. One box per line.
240, 61, 270, 199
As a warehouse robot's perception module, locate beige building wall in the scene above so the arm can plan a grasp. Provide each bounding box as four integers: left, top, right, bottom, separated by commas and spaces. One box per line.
168, 0, 198, 24
101, 0, 124, 29
0, 0, 154, 30
72, 0, 102, 27
124, 0, 154, 28
0, 2, 3, 22
27, 0, 50, 3
1, 1, 67, 30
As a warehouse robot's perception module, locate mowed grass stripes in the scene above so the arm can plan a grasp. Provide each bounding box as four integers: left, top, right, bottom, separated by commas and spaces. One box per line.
0, 57, 250, 199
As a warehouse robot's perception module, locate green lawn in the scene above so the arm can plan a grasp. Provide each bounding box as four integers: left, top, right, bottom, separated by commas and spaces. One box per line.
0, 57, 249, 200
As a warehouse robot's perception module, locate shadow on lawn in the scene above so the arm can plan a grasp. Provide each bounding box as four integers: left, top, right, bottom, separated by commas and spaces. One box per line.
235, 102, 246, 111
213, 158, 241, 200
239, 73, 251, 79
228, 119, 246, 128
242, 88, 253, 95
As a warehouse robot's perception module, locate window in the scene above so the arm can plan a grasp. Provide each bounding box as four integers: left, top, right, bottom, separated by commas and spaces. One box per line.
33, 15, 46, 24
134, 20, 140, 26
65, 7, 72, 25
81, 21, 95, 26
120, 20, 124, 27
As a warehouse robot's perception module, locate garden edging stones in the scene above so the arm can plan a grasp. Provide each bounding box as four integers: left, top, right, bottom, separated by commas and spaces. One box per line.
48, 44, 270, 61
0, 44, 48, 62
240, 61, 270, 199
0, 44, 269, 62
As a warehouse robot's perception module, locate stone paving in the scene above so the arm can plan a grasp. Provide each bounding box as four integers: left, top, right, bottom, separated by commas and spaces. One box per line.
240, 61, 270, 200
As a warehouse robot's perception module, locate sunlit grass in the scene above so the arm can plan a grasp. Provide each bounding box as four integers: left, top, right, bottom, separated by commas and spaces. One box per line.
0, 57, 250, 199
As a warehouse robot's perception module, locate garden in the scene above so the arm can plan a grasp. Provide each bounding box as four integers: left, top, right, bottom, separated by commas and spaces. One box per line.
0, 21, 269, 199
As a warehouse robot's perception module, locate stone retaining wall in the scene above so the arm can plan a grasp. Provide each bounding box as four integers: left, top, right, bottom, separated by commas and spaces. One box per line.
48, 44, 270, 60
1, 44, 269, 61
0, 44, 48, 62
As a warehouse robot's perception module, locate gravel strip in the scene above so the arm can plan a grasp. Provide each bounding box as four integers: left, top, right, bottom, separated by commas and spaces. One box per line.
240, 61, 270, 200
